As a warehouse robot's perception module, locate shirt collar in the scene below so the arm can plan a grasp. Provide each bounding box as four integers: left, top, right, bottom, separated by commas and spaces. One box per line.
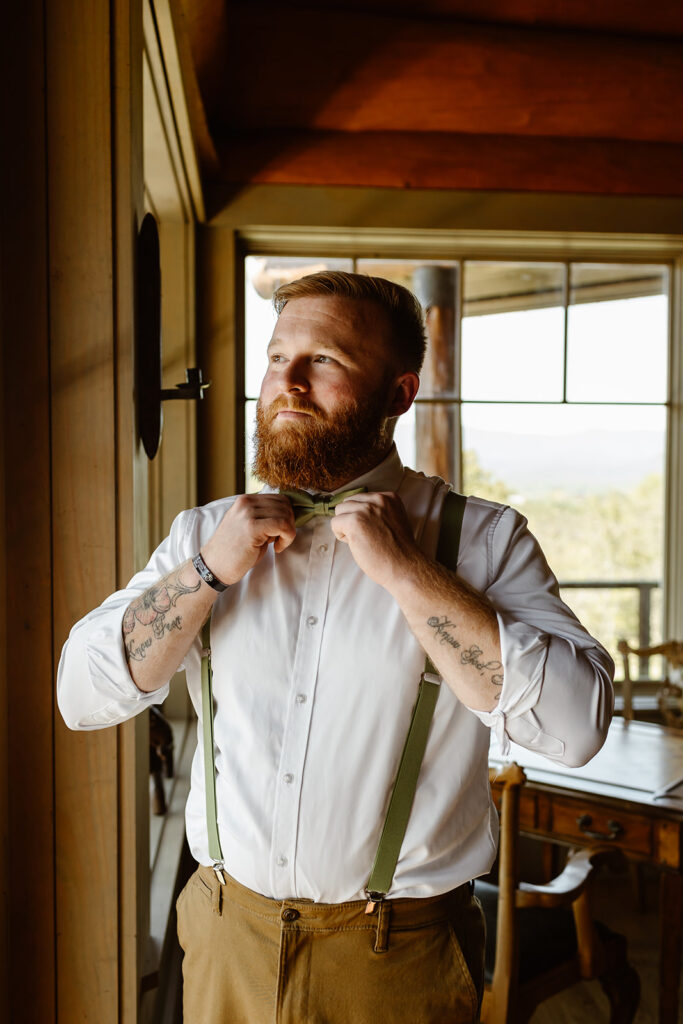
260, 444, 405, 497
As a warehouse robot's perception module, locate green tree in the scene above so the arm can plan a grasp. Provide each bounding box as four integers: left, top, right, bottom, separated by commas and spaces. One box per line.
463, 450, 664, 677
462, 449, 513, 505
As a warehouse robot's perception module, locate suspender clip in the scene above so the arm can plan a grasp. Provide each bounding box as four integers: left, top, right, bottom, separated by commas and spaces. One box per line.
364, 889, 385, 915
213, 861, 226, 885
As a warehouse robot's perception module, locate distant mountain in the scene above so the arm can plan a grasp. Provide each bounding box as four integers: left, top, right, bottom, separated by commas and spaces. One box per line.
466, 428, 664, 496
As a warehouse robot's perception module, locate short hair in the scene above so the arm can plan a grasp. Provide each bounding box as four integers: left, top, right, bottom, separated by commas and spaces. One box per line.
272, 271, 427, 375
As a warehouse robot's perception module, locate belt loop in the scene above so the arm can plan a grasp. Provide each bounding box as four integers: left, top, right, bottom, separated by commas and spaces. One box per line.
373, 900, 392, 954
211, 875, 223, 916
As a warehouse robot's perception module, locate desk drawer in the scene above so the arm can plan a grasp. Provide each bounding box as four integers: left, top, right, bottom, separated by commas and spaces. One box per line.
548, 797, 653, 857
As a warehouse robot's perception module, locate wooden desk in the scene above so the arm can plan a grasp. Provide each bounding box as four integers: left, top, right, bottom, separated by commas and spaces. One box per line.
489, 719, 683, 1024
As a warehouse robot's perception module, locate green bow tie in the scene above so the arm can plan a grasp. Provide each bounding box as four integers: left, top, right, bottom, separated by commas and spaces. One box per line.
281, 487, 366, 527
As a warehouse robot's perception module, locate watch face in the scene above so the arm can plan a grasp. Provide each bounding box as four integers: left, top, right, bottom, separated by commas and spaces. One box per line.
136, 212, 162, 459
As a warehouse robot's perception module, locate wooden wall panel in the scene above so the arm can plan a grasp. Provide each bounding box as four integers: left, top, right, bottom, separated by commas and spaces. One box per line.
113, 0, 147, 1019
159, 219, 197, 537
1, 2, 55, 1021
46, 1, 119, 1019
197, 227, 238, 503
144, 17, 198, 542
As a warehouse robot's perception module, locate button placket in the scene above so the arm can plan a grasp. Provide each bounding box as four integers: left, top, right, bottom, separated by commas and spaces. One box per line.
269, 520, 335, 895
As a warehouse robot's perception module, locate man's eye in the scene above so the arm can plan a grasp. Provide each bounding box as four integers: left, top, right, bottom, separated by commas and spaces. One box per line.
314, 355, 333, 363
269, 354, 284, 363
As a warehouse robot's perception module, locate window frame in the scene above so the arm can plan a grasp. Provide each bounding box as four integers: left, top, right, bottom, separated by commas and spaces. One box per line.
236, 229, 683, 646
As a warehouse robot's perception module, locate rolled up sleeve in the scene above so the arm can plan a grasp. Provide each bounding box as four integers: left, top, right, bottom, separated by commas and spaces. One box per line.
463, 503, 614, 766
57, 506, 199, 730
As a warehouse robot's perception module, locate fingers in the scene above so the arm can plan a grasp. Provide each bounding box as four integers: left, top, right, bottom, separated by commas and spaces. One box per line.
204, 494, 297, 582
272, 525, 297, 552
231, 493, 295, 521
329, 516, 348, 543
333, 491, 407, 523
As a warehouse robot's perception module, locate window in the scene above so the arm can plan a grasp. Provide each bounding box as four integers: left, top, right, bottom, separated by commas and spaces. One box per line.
242, 250, 672, 684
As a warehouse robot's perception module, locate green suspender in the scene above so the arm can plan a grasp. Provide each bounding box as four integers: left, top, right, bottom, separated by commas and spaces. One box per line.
201, 618, 226, 882
364, 489, 466, 907
199, 489, 467, 893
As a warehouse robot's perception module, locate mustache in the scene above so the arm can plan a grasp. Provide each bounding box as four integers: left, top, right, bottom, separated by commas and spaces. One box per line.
261, 395, 324, 419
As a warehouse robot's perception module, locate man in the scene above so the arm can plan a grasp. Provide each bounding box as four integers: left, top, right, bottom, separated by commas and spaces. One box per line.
58, 271, 614, 1023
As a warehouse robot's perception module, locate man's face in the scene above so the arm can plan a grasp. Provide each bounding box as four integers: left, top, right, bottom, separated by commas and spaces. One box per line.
252, 295, 416, 491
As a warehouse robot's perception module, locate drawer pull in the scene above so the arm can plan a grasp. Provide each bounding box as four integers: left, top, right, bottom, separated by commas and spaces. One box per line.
576, 814, 624, 841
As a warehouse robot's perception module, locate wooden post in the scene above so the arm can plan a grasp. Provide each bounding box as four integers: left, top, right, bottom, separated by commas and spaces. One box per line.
412, 265, 458, 482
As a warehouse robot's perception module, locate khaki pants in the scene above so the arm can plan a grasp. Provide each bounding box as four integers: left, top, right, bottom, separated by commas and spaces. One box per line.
177, 865, 485, 1023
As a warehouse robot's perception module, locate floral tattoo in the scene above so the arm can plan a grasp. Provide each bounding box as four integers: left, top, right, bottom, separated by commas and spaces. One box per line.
123, 566, 200, 662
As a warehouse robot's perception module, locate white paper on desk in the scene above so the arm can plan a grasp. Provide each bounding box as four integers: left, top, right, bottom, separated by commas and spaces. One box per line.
653, 776, 683, 801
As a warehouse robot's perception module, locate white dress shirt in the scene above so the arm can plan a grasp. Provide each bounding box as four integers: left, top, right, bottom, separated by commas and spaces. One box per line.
57, 446, 614, 902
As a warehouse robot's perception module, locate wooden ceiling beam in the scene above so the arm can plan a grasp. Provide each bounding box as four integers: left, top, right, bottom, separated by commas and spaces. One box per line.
213, 130, 683, 197
267, 0, 683, 38
217, 6, 683, 145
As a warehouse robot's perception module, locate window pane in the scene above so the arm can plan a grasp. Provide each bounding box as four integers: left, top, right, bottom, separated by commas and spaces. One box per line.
566, 264, 669, 403
245, 399, 259, 493
559, 585, 663, 683
356, 258, 432, 291
394, 403, 417, 470
462, 262, 565, 401
461, 402, 666, 668
244, 255, 354, 398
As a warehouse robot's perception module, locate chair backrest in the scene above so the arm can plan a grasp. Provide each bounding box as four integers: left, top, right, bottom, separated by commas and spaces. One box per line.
486, 762, 527, 1020
617, 638, 683, 727
484, 762, 640, 1024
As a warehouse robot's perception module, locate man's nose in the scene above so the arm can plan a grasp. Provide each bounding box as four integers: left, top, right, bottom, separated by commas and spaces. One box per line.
280, 358, 309, 393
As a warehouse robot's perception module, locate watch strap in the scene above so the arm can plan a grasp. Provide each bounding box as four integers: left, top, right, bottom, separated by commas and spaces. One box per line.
193, 551, 228, 593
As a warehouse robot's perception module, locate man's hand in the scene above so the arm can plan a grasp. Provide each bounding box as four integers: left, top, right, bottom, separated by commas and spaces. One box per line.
330, 491, 424, 591
332, 490, 503, 711
201, 494, 297, 585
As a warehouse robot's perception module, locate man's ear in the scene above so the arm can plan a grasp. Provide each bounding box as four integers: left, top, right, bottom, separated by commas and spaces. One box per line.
387, 372, 420, 417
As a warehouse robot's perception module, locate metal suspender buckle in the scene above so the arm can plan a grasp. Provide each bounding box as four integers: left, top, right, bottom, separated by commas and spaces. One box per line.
213, 861, 226, 885
364, 889, 385, 915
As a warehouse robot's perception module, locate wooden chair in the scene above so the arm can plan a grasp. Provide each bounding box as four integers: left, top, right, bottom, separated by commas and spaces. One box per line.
617, 639, 683, 728
149, 705, 174, 815
478, 763, 640, 1024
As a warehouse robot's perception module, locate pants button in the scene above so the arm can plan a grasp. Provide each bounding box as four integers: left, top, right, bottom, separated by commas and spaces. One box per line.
281, 907, 300, 922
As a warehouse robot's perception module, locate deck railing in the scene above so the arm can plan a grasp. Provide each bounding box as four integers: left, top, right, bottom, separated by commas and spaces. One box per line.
559, 579, 660, 680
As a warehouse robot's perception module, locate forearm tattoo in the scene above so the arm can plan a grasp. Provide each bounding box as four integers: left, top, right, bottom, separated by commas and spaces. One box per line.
427, 615, 504, 695
123, 565, 200, 662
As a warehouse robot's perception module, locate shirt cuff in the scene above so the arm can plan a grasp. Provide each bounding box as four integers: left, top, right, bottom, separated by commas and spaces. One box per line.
85, 606, 171, 713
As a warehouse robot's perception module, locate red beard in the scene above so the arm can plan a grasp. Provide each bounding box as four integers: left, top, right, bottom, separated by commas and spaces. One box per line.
252, 393, 393, 491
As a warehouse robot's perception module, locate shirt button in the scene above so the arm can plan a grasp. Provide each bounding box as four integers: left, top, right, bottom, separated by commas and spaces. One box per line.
276, 855, 288, 867
318, 543, 328, 554
282, 908, 299, 922
295, 693, 307, 704
283, 773, 294, 784
307, 615, 318, 626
